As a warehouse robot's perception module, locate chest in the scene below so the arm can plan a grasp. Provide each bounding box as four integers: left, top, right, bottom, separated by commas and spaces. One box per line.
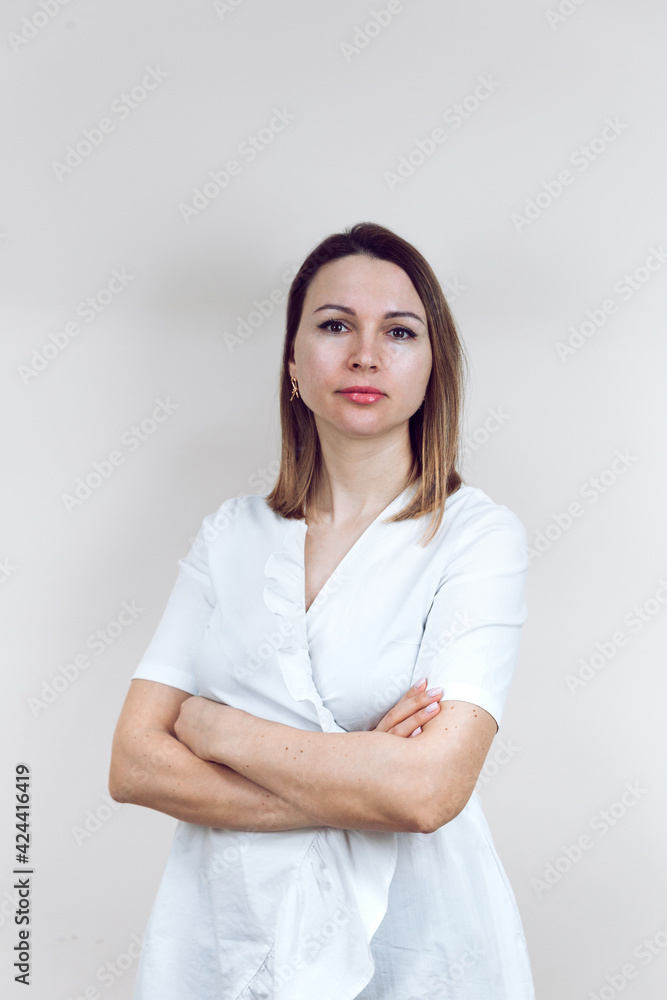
303, 518, 376, 613
197, 511, 447, 731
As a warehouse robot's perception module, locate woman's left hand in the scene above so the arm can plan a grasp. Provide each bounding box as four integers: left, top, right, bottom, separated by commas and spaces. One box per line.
174, 695, 235, 762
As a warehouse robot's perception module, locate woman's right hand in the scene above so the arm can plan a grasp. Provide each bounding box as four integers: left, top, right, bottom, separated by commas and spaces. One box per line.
372, 678, 443, 738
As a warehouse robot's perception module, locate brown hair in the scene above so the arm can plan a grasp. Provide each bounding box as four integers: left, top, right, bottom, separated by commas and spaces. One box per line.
265, 221, 469, 545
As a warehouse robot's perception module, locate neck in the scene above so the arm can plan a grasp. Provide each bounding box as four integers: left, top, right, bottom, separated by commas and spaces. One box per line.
308, 420, 418, 524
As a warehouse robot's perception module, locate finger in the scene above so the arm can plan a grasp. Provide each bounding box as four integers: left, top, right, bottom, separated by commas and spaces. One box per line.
373, 680, 431, 732
385, 678, 428, 717
376, 684, 442, 733
386, 698, 442, 738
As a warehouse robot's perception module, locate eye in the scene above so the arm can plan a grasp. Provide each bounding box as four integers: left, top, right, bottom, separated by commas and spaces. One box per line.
387, 326, 417, 341
316, 320, 418, 340
317, 319, 348, 334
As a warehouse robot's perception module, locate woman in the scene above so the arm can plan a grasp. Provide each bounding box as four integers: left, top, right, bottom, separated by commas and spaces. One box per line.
109, 222, 535, 999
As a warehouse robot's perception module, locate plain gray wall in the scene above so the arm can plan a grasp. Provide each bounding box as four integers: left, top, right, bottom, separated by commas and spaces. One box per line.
2, 1, 666, 997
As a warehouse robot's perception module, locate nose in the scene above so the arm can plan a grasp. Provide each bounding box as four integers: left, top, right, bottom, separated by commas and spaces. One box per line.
348, 334, 379, 370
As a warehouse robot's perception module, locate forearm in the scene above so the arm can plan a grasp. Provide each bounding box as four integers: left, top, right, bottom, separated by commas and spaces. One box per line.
209, 711, 426, 833
109, 727, 324, 832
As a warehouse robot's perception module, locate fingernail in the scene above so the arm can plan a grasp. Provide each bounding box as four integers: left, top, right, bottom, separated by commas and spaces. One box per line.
425, 702, 439, 713
426, 687, 442, 698
410, 727, 422, 737
413, 678, 427, 690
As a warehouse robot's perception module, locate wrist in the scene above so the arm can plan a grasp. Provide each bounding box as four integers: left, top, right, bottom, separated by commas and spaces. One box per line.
208, 702, 248, 765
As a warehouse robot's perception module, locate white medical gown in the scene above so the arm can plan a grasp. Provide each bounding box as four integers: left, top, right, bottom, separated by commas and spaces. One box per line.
130, 480, 535, 999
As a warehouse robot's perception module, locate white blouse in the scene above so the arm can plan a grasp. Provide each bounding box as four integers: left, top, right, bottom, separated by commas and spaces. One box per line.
130, 480, 535, 1000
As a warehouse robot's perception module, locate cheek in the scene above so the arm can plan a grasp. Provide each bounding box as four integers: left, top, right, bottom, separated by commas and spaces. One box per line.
298, 346, 340, 393
388, 349, 431, 395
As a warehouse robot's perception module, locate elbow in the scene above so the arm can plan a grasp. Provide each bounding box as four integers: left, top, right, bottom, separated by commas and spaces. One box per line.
413, 781, 470, 835
108, 742, 144, 805
413, 799, 443, 834
108, 726, 177, 806
108, 761, 134, 805
108, 782, 127, 805
396, 774, 449, 835
392, 767, 438, 834
416, 803, 458, 835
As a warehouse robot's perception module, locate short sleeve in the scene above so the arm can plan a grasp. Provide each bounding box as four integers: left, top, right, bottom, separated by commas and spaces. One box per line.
418, 506, 529, 730
130, 513, 217, 696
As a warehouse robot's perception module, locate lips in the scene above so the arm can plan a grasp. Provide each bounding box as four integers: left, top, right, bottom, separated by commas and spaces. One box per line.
338, 385, 386, 405
339, 386, 385, 394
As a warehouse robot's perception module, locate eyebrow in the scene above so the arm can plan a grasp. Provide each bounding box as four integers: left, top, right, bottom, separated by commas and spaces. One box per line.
312, 303, 426, 326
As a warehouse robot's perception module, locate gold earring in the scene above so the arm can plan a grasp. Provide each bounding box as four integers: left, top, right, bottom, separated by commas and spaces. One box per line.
290, 376, 299, 401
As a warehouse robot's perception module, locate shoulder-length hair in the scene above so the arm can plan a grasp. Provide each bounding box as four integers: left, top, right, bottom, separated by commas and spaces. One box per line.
265, 221, 469, 545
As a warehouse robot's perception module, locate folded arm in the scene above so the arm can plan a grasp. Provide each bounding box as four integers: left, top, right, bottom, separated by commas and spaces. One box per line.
109, 680, 324, 832
174, 691, 496, 834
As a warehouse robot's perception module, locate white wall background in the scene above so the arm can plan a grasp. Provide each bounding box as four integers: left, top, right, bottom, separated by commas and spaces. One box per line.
2, 1, 666, 997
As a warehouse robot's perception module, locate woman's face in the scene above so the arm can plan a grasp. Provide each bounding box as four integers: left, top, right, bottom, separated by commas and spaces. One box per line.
289, 255, 432, 443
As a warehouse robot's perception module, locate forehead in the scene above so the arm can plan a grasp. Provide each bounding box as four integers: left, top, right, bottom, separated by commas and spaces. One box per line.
304, 255, 424, 312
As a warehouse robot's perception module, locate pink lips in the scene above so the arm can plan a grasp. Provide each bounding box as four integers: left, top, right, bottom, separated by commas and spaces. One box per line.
338, 385, 386, 404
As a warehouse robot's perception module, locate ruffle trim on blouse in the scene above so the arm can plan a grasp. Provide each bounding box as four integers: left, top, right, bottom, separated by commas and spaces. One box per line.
236, 827, 398, 1000
258, 514, 399, 1000
263, 518, 346, 735
273, 827, 398, 1000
